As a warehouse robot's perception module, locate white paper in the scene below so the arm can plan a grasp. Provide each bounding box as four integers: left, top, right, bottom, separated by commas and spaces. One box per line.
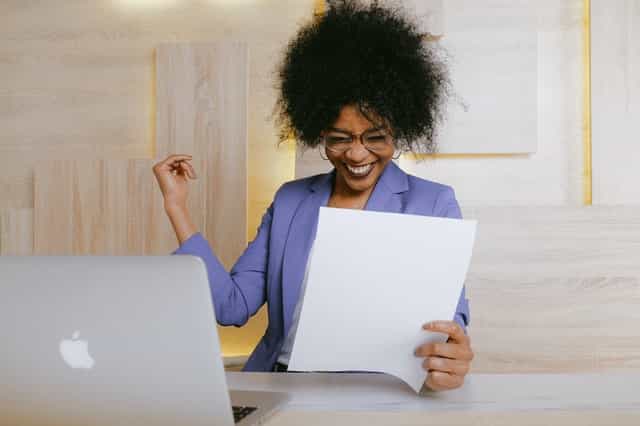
288, 207, 477, 393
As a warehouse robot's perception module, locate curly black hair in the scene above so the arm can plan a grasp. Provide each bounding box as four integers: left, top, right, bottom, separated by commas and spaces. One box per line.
275, 0, 450, 153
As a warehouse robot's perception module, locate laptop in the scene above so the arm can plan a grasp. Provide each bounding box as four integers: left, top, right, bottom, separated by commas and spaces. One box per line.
0, 256, 288, 426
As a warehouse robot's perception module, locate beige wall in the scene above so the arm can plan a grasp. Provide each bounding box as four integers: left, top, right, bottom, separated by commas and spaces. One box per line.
2, 0, 639, 367
592, 0, 640, 204
0, 0, 318, 356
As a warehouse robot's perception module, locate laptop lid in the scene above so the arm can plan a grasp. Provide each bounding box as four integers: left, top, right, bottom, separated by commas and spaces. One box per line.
0, 256, 235, 426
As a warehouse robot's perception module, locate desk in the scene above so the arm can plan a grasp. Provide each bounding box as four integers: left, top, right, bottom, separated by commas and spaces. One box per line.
227, 372, 640, 425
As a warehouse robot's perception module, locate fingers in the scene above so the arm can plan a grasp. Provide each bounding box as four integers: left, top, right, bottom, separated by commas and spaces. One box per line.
153, 154, 192, 170
180, 160, 197, 179
423, 321, 468, 344
425, 370, 464, 391
423, 356, 470, 376
415, 342, 455, 359
153, 154, 197, 179
414, 341, 474, 361
163, 154, 193, 164
417, 321, 473, 392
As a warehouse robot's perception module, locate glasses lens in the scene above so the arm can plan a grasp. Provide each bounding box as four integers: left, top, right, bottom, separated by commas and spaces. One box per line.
324, 134, 352, 152
363, 131, 390, 150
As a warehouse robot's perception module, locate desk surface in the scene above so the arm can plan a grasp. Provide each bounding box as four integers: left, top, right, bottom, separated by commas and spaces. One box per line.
227, 372, 640, 426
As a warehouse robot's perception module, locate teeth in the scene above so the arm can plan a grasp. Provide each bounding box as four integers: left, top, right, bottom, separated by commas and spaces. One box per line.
346, 163, 374, 176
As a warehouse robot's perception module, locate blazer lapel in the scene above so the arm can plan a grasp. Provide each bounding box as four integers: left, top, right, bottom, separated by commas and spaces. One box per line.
364, 160, 408, 213
281, 172, 333, 335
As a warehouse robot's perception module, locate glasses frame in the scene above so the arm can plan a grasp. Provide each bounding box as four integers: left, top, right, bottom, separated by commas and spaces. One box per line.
319, 127, 395, 156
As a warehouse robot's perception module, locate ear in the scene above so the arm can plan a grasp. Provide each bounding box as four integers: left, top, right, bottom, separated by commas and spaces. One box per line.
392, 141, 402, 160
319, 144, 329, 160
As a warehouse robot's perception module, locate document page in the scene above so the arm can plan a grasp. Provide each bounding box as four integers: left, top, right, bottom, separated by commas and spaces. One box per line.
288, 207, 477, 393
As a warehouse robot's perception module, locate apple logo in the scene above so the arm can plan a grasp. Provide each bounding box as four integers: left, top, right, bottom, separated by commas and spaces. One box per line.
59, 331, 95, 369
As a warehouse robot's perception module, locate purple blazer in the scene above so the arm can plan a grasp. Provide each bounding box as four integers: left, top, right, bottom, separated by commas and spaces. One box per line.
173, 161, 470, 372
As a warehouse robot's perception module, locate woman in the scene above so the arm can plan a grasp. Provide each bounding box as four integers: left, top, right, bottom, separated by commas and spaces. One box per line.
153, 1, 473, 391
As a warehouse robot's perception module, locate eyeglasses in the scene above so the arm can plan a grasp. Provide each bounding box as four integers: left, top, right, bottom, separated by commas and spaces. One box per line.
321, 128, 394, 154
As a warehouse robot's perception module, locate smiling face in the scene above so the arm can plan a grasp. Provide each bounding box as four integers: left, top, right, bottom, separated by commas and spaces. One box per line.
323, 105, 396, 197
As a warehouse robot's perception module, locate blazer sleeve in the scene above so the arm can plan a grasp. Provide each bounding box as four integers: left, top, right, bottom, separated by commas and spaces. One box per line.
434, 186, 471, 331
172, 204, 273, 327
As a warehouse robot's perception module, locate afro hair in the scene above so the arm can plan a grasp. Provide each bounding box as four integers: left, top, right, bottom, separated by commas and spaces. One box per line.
274, 0, 450, 153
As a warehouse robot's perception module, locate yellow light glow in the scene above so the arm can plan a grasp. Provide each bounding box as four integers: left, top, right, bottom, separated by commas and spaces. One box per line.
582, 0, 592, 205
314, 0, 326, 16
204, 0, 265, 6
112, 0, 181, 10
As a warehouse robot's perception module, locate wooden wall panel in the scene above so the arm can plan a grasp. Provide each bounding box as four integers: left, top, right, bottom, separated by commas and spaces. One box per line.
0, 161, 34, 209
125, 159, 175, 254
156, 42, 258, 356
463, 206, 640, 373
2, 1, 294, 357
33, 157, 245, 258
0, 208, 33, 255
33, 160, 173, 255
0, 0, 312, 223
156, 42, 248, 269
32, 42, 247, 260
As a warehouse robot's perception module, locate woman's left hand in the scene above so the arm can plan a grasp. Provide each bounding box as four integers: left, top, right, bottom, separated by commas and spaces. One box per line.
414, 320, 474, 391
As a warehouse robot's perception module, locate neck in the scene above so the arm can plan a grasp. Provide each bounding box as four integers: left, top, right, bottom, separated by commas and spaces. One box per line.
328, 175, 375, 209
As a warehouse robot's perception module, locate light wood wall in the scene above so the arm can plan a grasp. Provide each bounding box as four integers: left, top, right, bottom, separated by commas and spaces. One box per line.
0, 209, 32, 255
0, 0, 317, 356
2, 1, 639, 372
464, 206, 640, 373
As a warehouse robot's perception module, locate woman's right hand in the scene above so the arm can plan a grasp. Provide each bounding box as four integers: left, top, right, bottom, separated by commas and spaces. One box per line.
152, 154, 197, 211
153, 155, 198, 244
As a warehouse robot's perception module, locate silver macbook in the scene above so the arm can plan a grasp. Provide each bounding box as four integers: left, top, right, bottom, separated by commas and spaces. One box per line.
0, 256, 288, 426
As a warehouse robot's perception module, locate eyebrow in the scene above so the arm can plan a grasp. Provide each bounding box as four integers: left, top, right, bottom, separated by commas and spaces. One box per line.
327, 126, 384, 133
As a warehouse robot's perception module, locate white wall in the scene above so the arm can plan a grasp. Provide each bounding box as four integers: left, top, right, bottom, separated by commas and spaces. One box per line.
402, 1, 584, 207
592, 0, 640, 205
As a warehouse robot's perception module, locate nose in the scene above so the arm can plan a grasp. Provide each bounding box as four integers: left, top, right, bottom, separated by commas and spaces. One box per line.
344, 140, 370, 163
